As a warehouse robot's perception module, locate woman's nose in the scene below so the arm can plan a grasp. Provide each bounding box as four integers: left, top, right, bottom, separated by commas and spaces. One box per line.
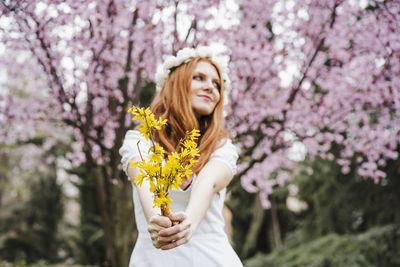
203, 79, 214, 91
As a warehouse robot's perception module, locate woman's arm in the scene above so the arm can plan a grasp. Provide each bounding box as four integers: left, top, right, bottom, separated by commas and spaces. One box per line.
158, 160, 233, 250
127, 157, 161, 221
126, 158, 172, 248
187, 160, 233, 231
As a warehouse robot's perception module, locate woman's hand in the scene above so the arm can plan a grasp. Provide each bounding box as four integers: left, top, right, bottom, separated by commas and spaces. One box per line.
147, 214, 172, 248
158, 211, 193, 250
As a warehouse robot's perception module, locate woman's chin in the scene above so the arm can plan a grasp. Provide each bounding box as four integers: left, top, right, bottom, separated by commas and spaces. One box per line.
193, 108, 214, 118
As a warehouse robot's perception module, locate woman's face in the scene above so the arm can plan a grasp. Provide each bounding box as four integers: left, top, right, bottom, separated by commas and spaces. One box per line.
190, 61, 221, 118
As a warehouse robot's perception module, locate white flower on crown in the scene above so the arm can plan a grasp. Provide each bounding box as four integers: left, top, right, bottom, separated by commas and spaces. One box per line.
176, 47, 196, 62
155, 64, 167, 89
155, 46, 231, 93
163, 56, 179, 70
196, 46, 213, 58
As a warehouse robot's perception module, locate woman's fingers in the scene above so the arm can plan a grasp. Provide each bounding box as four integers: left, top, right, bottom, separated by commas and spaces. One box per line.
160, 231, 192, 250
152, 238, 170, 248
148, 215, 171, 233
158, 226, 187, 243
148, 214, 173, 249
157, 212, 193, 250
160, 212, 189, 237
159, 220, 189, 237
150, 214, 172, 228
147, 212, 193, 250
167, 211, 187, 222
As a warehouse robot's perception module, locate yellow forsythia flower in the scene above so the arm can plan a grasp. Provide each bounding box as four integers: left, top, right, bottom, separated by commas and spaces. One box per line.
127, 106, 200, 215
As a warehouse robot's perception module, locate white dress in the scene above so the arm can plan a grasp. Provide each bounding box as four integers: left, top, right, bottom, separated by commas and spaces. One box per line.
119, 130, 243, 267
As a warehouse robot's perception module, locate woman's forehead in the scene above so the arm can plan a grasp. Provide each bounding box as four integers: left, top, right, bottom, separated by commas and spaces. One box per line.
194, 61, 219, 80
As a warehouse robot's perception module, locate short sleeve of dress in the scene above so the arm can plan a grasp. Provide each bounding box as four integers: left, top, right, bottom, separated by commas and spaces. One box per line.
119, 130, 151, 178
209, 138, 239, 176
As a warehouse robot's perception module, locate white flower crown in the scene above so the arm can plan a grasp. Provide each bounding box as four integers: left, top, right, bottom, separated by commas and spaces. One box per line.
155, 46, 231, 93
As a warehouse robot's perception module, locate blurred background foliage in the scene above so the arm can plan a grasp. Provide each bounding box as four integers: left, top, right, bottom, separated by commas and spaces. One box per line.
0, 138, 106, 266
1, 139, 399, 266
229, 144, 400, 266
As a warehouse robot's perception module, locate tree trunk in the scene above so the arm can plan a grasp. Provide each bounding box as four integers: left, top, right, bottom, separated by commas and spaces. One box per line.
270, 197, 282, 249
92, 166, 136, 267
241, 195, 266, 258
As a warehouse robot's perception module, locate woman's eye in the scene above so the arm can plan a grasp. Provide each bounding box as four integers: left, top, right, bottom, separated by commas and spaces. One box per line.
193, 75, 202, 80
213, 82, 221, 90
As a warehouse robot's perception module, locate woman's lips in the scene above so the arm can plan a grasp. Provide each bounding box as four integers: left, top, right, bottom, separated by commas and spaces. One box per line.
199, 95, 212, 101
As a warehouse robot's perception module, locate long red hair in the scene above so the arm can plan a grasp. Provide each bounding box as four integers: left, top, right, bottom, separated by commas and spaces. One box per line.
151, 57, 228, 174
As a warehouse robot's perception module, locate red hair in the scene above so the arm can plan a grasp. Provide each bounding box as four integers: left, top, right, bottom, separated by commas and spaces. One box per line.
151, 57, 228, 174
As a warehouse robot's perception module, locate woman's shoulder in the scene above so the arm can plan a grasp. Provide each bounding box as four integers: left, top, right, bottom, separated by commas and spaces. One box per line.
214, 138, 237, 154
124, 130, 150, 142
121, 129, 152, 151
209, 138, 239, 175
119, 130, 152, 175
124, 129, 141, 138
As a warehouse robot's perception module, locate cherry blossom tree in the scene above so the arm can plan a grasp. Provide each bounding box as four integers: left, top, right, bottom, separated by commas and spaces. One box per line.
224, 0, 400, 208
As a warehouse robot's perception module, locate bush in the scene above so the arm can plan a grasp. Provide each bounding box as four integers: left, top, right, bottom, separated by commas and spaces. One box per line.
245, 224, 400, 267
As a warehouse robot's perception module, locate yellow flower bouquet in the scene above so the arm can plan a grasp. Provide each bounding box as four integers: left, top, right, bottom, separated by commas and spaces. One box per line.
128, 106, 200, 215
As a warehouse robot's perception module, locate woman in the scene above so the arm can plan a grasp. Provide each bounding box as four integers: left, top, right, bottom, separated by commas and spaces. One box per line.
119, 46, 243, 267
